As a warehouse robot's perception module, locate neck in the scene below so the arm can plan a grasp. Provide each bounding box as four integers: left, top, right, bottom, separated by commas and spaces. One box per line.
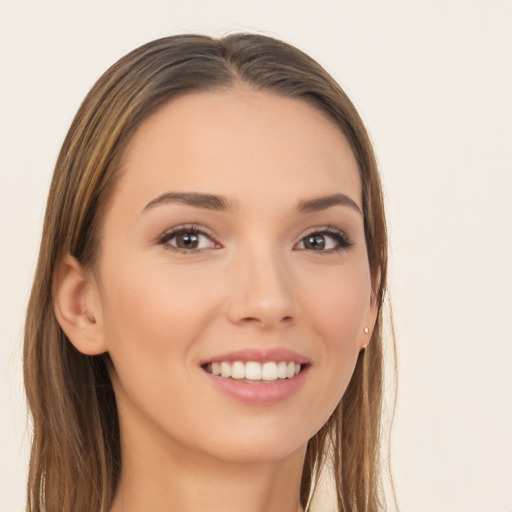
109, 409, 307, 512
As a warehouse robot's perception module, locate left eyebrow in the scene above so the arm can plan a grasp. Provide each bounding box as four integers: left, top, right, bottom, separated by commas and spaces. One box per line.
297, 193, 362, 215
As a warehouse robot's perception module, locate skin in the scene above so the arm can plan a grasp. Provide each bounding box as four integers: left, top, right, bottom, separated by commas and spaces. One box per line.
55, 88, 377, 512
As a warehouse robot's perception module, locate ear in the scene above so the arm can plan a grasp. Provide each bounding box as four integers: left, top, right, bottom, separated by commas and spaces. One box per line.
53, 254, 107, 355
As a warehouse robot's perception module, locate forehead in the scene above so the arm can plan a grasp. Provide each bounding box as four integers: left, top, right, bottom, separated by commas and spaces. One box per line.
115, 89, 362, 213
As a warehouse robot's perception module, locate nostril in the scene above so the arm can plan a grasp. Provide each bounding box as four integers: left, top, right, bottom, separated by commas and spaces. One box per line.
280, 315, 295, 325
240, 316, 261, 324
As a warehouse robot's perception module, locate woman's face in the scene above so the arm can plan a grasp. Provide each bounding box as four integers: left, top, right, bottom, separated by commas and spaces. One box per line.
92, 89, 376, 463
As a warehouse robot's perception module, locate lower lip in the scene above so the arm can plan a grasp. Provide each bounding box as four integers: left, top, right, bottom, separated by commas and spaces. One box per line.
203, 366, 309, 405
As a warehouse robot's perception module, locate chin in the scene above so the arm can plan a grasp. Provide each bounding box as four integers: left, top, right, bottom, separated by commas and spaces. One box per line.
196, 410, 326, 465
206, 433, 308, 465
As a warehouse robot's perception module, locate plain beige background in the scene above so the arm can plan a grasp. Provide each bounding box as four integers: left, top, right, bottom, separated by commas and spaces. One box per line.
1, 1, 511, 511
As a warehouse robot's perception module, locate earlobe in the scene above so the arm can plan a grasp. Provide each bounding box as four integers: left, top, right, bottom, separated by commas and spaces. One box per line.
53, 254, 107, 355
361, 286, 380, 350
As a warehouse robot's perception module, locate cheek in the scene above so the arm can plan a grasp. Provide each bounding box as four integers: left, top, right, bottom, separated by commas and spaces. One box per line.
301, 257, 371, 346
297, 261, 371, 433
98, 257, 221, 378
97, 258, 226, 440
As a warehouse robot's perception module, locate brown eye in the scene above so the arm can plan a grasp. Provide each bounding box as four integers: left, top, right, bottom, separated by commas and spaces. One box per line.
175, 232, 200, 249
295, 228, 353, 252
303, 234, 327, 250
159, 227, 218, 253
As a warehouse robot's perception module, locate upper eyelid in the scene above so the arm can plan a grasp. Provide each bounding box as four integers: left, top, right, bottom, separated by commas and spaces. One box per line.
299, 225, 351, 239
157, 224, 217, 242
301, 225, 341, 234
294, 226, 354, 249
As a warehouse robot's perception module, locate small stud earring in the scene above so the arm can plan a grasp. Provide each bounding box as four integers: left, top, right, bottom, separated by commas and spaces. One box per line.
364, 327, 369, 334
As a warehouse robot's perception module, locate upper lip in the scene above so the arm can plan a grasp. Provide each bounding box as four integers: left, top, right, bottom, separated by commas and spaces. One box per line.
200, 347, 311, 365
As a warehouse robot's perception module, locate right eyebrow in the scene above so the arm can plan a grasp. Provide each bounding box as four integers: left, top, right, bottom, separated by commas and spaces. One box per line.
141, 192, 235, 213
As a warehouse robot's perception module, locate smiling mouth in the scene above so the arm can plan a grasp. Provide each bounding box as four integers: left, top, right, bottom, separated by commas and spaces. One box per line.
202, 361, 304, 382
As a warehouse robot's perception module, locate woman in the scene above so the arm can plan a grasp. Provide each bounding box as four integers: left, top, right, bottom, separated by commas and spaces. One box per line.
24, 33, 391, 512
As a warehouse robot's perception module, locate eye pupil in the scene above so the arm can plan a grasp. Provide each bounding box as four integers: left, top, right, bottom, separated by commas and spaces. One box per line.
176, 232, 199, 249
304, 234, 326, 250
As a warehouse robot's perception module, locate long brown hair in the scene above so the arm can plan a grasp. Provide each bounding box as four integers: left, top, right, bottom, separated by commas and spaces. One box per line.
24, 33, 392, 512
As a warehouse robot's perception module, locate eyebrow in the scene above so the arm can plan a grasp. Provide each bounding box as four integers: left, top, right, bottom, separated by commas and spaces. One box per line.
142, 191, 362, 215
142, 192, 234, 213
297, 193, 362, 215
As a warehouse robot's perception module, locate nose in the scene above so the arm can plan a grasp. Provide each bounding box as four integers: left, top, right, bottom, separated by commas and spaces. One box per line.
224, 246, 297, 329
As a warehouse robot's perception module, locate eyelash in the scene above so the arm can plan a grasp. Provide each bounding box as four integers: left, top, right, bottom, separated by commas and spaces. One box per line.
157, 224, 220, 254
294, 227, 354, 254
157, 225, 353, 255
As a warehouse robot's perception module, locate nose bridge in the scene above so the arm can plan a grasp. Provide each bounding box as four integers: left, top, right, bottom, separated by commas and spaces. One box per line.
226, 237, 296, 328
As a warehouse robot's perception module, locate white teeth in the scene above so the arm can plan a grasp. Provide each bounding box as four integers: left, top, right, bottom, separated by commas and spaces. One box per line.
220, 362, 231, 378
277, 361, 288, 379
206, 361, 303, 381
211, 362, 221, 376
262, 362, 278, 381
231, 361, 245, 380
245, 361, 262, 380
